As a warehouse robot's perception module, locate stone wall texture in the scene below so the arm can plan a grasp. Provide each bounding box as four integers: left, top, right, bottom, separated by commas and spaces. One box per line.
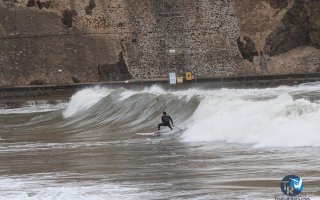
0, 0, 319, 86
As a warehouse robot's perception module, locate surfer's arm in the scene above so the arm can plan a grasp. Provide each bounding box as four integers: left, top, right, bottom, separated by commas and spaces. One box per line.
169, 116, 174, 125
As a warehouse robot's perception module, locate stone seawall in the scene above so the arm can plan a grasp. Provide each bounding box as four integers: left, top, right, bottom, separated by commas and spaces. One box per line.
0, 0, 319, 86
1, 73, 320, 99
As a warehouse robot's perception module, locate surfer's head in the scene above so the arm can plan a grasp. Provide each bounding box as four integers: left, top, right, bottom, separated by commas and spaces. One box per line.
163, 112, 167, 115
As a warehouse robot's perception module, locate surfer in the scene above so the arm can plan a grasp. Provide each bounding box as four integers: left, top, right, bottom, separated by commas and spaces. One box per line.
158, 112, 174, 131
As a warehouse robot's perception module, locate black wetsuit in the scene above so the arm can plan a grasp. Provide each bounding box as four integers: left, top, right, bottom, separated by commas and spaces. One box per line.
158, 115, 173, 130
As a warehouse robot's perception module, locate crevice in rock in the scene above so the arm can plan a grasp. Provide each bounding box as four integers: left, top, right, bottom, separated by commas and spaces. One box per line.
265, 1, 313, 56
98, 52, 132, 81
263, 0, 288, 9
85, 0, 96, 15
26, 0, 36, 7
237, 36, 258, 62
62, 9, 75, 28
71, 76, 80, 83
36, 0, 52, 9
26, 0, 52, 9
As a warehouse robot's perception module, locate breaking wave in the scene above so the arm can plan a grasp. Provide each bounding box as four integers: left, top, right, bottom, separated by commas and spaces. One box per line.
2, 82, 320, 147
63, 87, 112, 118
182, 93, 320, 147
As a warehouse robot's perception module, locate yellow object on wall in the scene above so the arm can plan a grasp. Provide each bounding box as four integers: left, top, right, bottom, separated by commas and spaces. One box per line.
177, 76, 183, 84
186, 72, 192, 81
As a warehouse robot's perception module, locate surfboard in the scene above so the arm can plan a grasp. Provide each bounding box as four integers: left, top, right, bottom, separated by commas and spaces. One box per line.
136, 127, 182, 137
136, 131, 161, 136
136, 129, 171, 136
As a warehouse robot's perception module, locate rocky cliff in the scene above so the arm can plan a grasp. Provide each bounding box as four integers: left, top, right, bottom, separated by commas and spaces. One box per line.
0, 0, 319, 86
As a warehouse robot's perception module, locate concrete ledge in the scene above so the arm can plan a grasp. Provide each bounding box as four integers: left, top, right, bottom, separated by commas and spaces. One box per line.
1, 73, 320, 99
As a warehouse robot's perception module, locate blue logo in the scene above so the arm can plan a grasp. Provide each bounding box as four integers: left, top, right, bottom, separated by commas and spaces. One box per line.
280, 175, 304, 196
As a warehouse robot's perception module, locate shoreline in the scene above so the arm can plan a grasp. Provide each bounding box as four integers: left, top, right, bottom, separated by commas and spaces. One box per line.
1, 73, 320, 99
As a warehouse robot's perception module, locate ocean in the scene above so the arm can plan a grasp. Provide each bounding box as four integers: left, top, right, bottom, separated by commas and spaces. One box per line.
0, 83, 319, 199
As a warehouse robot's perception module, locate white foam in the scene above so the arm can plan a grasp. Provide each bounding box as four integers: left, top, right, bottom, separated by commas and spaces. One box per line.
0, 102, 67, 114
1, 174, 319, 200
118, 90, 139, 101
142, 84, 167, 95
0, 175, 141, 200
183, 92, 320, 147
172, 81, 320, 99
118, 85, 167, 101
63, 87, 111, 118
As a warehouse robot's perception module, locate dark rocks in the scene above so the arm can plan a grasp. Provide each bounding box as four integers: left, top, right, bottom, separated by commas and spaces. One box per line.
263, 0, 288, 9
36, 0, 52, 9
62, 9, 76, 28
98, 52, 132, 81
26, 0, 36, 7
85, 0, 96, 15
237, 36, 258, 62
26, 0, 52, 9
71, 76, 81, 83
265, 0, 316, 56
307, 1, 320, 49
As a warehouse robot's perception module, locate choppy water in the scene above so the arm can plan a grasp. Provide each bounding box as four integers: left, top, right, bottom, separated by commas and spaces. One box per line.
0, 84, 320, 200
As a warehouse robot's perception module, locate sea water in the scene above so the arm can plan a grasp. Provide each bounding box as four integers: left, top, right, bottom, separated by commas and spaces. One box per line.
0, 83, 319, 199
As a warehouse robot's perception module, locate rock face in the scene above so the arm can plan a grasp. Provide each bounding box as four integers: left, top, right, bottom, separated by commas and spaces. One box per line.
98, 52, 132, 81
0, 0, 319, 86
234, 0, 320, 75
266, 0, 318, 56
